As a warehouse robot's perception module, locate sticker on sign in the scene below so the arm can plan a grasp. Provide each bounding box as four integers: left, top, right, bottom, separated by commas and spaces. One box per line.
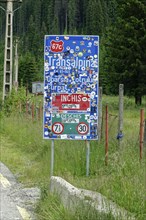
50, 40, 64, 52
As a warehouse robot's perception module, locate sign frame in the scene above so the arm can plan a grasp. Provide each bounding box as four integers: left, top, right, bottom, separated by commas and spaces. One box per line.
43, 35, 99, 140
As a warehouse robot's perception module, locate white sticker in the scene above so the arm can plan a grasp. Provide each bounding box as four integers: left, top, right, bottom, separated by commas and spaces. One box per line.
82, 97, 88, 102
64, 36, 69, 40
75, 136, 82, 139
45, 131, 49, 135
61, 135, 67, 139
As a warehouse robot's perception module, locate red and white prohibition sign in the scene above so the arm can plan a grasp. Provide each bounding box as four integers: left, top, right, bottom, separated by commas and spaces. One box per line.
77, 122, 89, 135
52, 122, 64, 134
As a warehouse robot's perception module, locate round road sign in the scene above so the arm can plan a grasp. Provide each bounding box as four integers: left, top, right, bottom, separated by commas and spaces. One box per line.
52, 122, 64, 134
76, 122, 89, 135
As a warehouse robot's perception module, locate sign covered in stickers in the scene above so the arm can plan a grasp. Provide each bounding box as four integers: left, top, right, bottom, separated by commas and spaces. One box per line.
44, 35, 99, 140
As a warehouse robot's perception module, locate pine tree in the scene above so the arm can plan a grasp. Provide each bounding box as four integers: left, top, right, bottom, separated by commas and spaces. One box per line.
18, 53, 38, 92
103, 0, 146, 104
33, 0, 42, 32
47, 0, 55, 34
52, 15, 60, 35
68, 0, 78, 34
86, 0, 104, 35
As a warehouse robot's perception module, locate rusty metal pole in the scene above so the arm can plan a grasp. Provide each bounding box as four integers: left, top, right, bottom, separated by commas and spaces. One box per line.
98, 87, 102, 141
105, 104, 108, 166
31, 103, 34, 121
140, 109, 144, 160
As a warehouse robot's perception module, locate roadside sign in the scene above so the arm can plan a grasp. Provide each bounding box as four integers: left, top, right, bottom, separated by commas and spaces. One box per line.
32, 82, 44, 94
44, 35, 99, 140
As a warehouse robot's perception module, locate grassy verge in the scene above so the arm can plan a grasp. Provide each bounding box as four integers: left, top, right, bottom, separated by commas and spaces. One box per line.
36, 192, 116, 220
0, 95, 146, 219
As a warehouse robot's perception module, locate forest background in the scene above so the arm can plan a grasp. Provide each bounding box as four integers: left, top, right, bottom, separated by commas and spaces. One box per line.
0, 1, 146, 219
0, 0, 146, 104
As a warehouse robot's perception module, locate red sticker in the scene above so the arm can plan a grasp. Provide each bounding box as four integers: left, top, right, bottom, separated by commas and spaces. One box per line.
50, 40, 64, 52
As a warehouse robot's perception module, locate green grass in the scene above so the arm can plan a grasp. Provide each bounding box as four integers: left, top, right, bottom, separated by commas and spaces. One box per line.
0, 95, 146, 219
36, 192, 116, 220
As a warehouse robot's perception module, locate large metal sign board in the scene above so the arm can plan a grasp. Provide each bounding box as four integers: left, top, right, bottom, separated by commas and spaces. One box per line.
44, 35, 99, 140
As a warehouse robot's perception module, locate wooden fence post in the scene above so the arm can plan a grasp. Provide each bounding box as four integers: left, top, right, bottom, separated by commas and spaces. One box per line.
32, 103, 34, 121
98, 87, 102, 141
38, 103, 42, 120
144, 119, 146, 161
144, 119, 146, 146
140, 109, 144, 160
105, 104, 108, 166
19, 102, 22, 113
26, 101, 28, 118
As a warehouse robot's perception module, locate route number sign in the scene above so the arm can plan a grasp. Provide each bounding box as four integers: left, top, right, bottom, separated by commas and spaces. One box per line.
50, 40, 64, 52
44, 35, 99, 140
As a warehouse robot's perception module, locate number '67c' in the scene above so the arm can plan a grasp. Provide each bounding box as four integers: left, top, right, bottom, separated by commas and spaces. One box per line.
50, 40, 64, 52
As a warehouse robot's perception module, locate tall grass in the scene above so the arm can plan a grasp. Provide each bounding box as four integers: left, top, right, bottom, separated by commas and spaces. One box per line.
36, 192, 115, 220
0, 95, 146, 219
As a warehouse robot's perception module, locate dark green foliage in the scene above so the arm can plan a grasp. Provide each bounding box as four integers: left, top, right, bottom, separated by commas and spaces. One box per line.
68, 0, 79, 34
86, 0, 104, 35
2, 86, 28, 115
18, 53, 38, 92
102, 0, 146, 104
0, 0, 146, 104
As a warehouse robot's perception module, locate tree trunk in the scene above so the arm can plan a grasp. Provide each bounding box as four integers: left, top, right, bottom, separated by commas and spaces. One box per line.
135, 95, 142, 105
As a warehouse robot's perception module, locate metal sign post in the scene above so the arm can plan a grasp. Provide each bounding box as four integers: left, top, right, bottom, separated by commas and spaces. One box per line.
43, 35, 99, 176
86, 140, 90, 176
50, 139, 54, 177
118, 84, 124, 146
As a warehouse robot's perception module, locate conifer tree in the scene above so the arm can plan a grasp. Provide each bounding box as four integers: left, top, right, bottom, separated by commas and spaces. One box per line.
33, 0, 42, 32
68, 0, 79, 34
86, 0, 104, 35
18, 53, 38, 92
47, 0, 55, 34
103, 0, 146, 104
